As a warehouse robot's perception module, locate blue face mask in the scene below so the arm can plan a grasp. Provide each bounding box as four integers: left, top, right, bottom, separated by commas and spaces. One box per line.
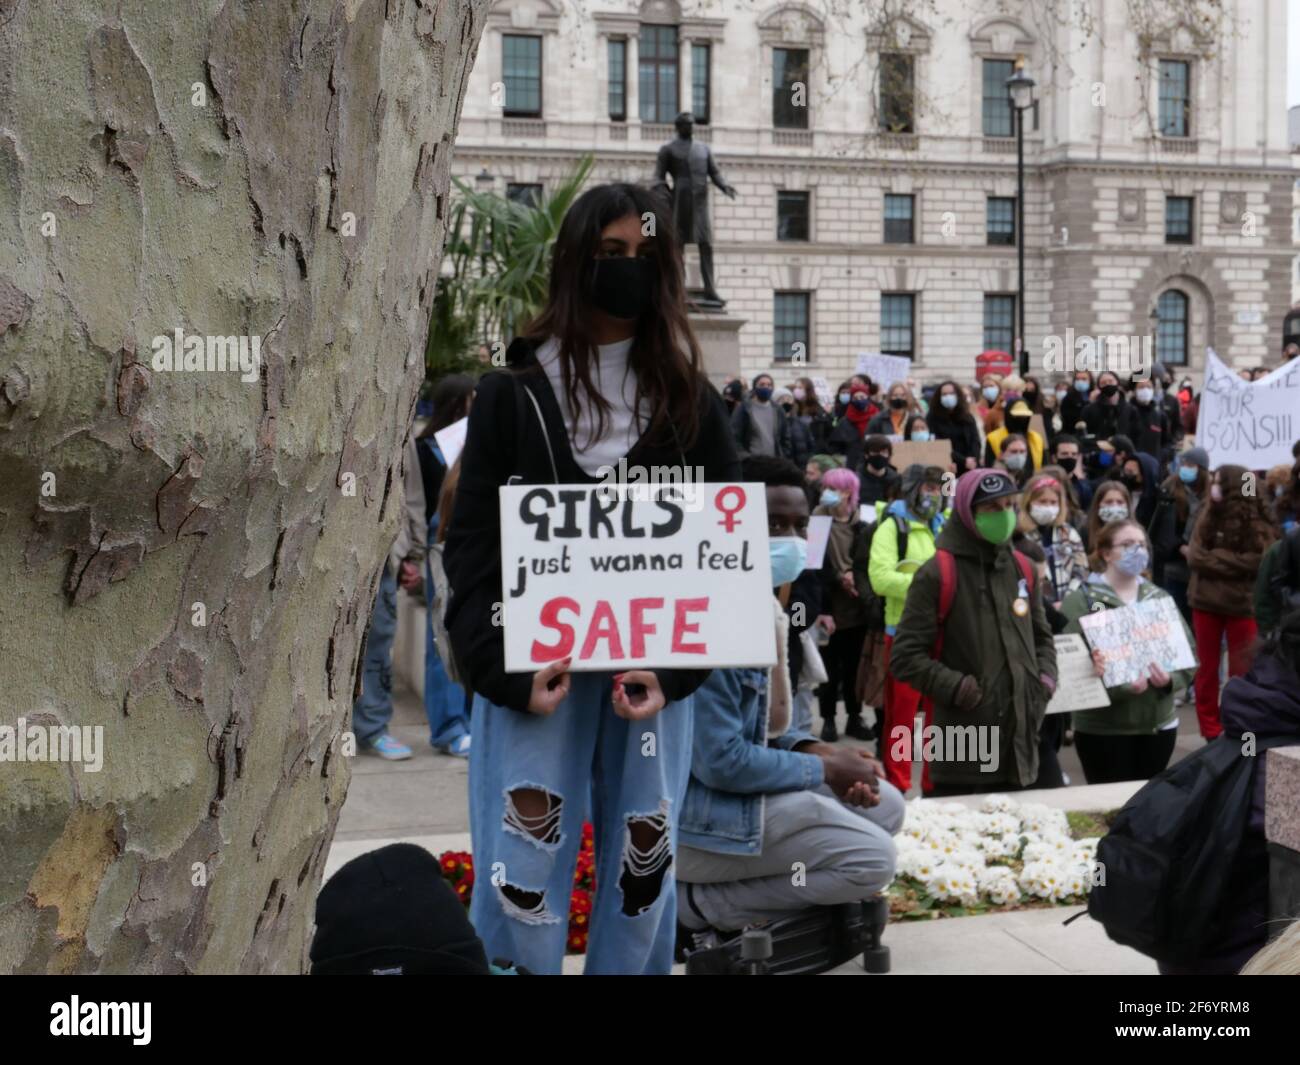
940, 393, 958, 409
769, 536, 807, 587
982, 386, 999, 402
912, 430, 932, 442
1114, 544, 1149, 577
754, 386, 773, 402
1074, 379, 1090, 392
820, 489, 841, 508
1178, 465, 1198, 484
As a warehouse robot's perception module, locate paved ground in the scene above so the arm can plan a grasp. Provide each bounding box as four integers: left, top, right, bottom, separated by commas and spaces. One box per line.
330, 680, 1204, 974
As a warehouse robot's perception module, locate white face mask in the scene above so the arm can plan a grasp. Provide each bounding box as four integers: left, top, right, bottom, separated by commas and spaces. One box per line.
793, 387, 806, 401
1135, 387, 1154, 404
1098, 504, 1129, 523
1003, 452, 1027, 471
1030, 504, 1060, 526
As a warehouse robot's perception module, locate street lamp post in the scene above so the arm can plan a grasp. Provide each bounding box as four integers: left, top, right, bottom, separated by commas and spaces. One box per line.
1007, 67, 1036, 376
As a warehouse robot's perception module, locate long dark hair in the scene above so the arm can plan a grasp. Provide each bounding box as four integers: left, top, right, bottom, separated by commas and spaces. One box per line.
524, 183, 703, 449
794, 376, 824, 416
1205, 464, 1276, 550
419, 373, 474, 438
928, 378, 971, 422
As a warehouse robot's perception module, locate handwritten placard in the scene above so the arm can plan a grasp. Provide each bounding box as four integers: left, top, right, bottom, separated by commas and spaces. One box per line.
1044, 634, 1111, 715
1077, 595, 1195, 689
854, 352, 912, 392
499, 483, 776, 672
1197, 348, 1299, 469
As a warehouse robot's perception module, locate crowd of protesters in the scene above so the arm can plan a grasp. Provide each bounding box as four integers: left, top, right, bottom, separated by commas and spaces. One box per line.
327, 182, 1300, 977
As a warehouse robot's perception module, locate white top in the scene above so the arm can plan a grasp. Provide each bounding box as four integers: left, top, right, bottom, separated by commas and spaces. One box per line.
536, 335, 646, 476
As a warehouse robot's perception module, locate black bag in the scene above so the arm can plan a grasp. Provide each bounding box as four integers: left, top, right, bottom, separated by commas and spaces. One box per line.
849, 511, 909, 631
1087, 734, 1290, 964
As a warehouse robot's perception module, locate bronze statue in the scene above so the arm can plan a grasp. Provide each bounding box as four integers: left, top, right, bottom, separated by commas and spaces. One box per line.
653, 111, 736, 308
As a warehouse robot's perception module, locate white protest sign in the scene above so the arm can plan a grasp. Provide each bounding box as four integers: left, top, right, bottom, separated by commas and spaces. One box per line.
805, 514, 832, 570
859, 503, 877, 525
434, 416, 468, 469
1044, 634, 1111, 715
810, 376, 833, 410
1077, 595, 1195, 689
1197, 349, 1299, 469
854, 352, 912, 392
499, 483, 776, 672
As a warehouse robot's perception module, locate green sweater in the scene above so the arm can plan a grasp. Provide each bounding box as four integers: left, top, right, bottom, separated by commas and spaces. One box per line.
1060, 577, 1196, 736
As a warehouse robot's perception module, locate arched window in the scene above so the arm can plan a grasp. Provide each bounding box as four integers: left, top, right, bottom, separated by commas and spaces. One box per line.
1155, 290, 1188, 366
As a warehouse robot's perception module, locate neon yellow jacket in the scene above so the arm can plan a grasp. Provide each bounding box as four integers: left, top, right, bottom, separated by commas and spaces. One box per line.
867, 500, 948, 633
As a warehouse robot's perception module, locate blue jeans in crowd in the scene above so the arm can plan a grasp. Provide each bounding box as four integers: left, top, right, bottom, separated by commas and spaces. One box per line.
424, 552, 470, 748
468, 672, 693, 975
352, 563, 398, 746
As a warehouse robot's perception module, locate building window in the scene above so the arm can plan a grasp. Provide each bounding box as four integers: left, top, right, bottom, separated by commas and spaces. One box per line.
983, 295, 1016, 353
777, 191, 810, 241
1155, 290, 1189, 366
506, 183, 543, 208
880, 294, 915, 358
1158, 59, 1190, 137
692, 43, 711, 123
883, 194, 914, 244
987, 197, 1016, 245
608, 39, 627, 121
773, 47, 809, 129
639, 24, 679, 123
982, 58, 1015, 136
773, 292, 810, 361
879, 52, 914, 133
502, 35, 542, 117
1165, 196, 1194, 244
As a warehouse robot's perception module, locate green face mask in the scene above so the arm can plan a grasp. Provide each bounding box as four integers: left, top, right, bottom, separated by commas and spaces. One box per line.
974, 507, 1017, 544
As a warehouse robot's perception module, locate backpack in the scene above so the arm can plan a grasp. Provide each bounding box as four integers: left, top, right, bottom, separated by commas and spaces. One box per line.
1086, 733, 1294, 964
850, 508, 910, 630
931, 547, 1036, 658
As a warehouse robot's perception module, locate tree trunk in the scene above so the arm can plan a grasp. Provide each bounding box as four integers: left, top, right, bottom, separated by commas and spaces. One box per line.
0, 0, 487, 974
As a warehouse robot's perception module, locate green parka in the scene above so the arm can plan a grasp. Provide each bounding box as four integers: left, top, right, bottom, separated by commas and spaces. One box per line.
1060, 577, 1196, 736
890, 516, 1057, 789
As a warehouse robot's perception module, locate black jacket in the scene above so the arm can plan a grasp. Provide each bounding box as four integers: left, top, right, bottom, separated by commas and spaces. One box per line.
443, 338, 741, 713
1082, 397, 1139, 441
926, 409, 981, 470
1060, 388, 1090, 433
1126, 397, 1169, 462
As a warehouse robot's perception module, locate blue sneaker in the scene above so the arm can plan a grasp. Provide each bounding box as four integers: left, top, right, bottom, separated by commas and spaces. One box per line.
365, 733, 412, 760
434, 734, 471, 758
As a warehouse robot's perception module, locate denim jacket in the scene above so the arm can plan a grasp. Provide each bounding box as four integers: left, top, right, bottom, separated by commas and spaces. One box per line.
678, 667, 824, 855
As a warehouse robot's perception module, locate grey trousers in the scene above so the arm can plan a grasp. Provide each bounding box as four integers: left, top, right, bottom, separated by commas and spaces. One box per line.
676, 782, 905, 932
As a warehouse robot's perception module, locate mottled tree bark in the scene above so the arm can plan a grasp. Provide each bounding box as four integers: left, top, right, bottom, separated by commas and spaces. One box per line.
0, 0, 486, 973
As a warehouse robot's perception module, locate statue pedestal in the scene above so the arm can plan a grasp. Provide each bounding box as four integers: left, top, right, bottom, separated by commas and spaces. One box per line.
689, 308, 747, 389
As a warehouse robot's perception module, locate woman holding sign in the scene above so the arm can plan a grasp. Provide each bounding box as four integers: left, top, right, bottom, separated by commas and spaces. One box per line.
1060, 520, 1196, 784
443, 183, 740, 975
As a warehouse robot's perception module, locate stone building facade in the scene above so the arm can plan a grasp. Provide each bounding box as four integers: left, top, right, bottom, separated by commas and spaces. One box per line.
452, 0, 1296, 386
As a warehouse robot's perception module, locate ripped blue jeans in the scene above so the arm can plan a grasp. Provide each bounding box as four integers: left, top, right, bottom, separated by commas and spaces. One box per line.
468, 671, 693, 975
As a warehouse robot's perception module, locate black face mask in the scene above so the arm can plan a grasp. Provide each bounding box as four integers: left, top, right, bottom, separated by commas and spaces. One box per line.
889, 397, 907, 410
1100, 383, 1120, 398
866, 453, 889, 470
591, 257, 656, 320
1056, 456, 1078, 474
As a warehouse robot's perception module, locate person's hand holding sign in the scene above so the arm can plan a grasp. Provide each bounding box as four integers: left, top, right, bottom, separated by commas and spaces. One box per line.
612, 671, 666, 720
1128, 671, 1150, 695
1147, 662, 1170, 689
1090, 648, 1106, 677
528, 658, 572, 716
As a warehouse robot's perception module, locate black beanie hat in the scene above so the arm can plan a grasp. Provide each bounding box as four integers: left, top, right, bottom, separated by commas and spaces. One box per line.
310, 843, 490, 975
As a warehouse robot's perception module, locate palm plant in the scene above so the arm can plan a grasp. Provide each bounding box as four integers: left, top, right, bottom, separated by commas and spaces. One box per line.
425, 155, 594, 379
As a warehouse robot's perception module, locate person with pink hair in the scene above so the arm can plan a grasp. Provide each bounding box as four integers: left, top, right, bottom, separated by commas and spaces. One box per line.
812, 467, 876, 742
